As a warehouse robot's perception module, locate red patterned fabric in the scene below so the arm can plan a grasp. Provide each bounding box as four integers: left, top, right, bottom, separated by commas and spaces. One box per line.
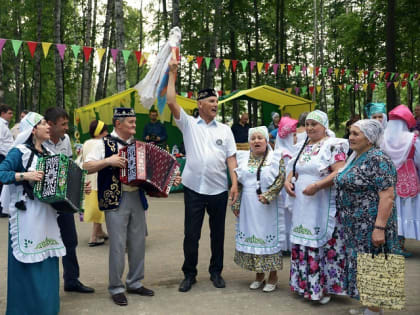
396, 135, 420, 198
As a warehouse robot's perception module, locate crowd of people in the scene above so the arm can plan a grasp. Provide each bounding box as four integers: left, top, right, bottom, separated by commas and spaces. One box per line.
0, 58, 419, 314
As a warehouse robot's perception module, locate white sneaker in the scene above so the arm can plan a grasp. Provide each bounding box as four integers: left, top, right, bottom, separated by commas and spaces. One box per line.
319, 295, 331, 305
262, 283, 277, 292
249, 280, 265, 290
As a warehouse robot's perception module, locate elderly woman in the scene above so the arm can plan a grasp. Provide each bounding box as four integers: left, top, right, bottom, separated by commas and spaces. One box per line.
365, 103, 387, 129
381, 105, 420, 256
0, 112, 67, 315
284, 110, 348, 304
78, 120, 109, 246
232, 126, 286, 292
335, 119, 399, 315
268, 112, 281, 145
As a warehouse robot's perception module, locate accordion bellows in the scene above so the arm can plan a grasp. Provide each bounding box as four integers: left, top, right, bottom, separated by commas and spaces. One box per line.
119, 141, 180, 197
34, 154, 87, 213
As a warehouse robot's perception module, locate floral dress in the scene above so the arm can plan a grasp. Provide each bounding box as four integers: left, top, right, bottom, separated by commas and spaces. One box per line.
334, 148, 400, 298
232, 150, 286, 272
289, 137, 348, 301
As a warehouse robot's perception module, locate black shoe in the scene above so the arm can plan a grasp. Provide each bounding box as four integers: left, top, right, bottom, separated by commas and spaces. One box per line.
210, 274, 226, 288
178, 277, 196, 292
127, 286, 154, 296
64, 280, 95, 293
111, 293, 128, 306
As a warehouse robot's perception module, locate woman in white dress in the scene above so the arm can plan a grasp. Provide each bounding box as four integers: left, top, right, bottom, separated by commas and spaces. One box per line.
381, 105, 420, 256
284, 110, 348, 304
274, 116, 299, 252
232, 126, 286, 292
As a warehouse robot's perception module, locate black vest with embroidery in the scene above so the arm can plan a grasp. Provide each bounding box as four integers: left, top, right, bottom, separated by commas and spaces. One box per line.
97, 136, 148, 211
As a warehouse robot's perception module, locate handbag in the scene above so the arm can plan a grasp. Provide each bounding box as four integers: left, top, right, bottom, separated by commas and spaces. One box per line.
357, 245, 405, 310
396, 134, 420, 198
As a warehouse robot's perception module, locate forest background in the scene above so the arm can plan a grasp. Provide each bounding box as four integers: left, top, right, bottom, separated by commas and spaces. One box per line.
0, 0, 419, 132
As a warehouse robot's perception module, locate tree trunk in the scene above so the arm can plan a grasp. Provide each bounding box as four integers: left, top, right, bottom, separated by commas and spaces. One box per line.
204, 1, 221, 88
229, 0, 239, 124
54, 0, 65, 108
14, 0, 23, 114
136, 0, 143, 83
386, 0, 397, 112
162, 0, 168, 40
172, 0, 180, 27
253, 0, 259, 126
81, 0, 92, 106
96, 0, 113, 101
104, 24, 115, 98
32, 1, 43, 112
114, 0, 126, 92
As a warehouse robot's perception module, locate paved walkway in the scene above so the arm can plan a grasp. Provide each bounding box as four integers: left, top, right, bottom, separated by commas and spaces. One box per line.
0, 193, 419, 314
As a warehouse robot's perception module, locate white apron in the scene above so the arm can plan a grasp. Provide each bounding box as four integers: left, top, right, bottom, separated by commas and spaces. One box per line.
235, 150, 286, 255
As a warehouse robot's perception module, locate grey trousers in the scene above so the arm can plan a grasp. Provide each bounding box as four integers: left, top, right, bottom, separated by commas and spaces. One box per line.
105, 191, 146, 295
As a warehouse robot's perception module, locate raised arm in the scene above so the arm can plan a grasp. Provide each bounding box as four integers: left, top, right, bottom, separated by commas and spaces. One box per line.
167, 59, 181, 120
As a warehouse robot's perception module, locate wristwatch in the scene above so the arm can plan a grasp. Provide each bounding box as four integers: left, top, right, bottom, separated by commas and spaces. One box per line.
19, 173, 24, 180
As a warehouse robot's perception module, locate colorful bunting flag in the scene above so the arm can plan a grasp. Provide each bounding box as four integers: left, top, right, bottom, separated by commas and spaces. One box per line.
386, 82, 392, 89
134, 51, 142, 64
42, 42, 52, 58
110, 48, 119, 63
142, 52, 150, 65
287, 64, 292, 75
393, 81, 399, 88
56, 44, 66, 60
83, 46, 93, 62
385, 72, 390, 80
334, 68, 339, 77
264, 62, 270, 73
186, 55, 194, 63
302, 66, 307, 73
11, 40, 22, 56
223, 59, 230, 71
280, 64, 285, 74
345, 69, 350, 77
362, 83, 368, 91
315, 67, 320, 76
301, 86, 307, 94
316, 86, 322, 93
196, 56, 204, 69
257, 62, 264, 73
27, 41, 38, 58
294, 87, 300, 95
203, 57, 210, 69
321, 67, 327, 76
346, 84, 352, 92
294, 65, 301, 75
327, 67, 333, 75
71, 45, 81, 58
232, 60, 238, 72
287, 88, 292, 94
0, 38, 6, 55
122, 50, 131, 64
401, 81, 407, 88
250, 61, 256, 72
214, 58, 221, 70
241, 60, 248, 72
309, 86, 315, 94
370, 83, 376, 91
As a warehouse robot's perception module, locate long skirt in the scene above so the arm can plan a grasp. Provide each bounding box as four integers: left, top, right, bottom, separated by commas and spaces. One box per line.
289, 223, 347, 301
6, 234, 60, 315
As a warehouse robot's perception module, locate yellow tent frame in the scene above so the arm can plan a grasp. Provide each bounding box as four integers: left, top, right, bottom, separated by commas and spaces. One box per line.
219, 85, 315, 119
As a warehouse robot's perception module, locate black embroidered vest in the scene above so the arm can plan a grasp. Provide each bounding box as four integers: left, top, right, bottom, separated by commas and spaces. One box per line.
97, 136, 148, 211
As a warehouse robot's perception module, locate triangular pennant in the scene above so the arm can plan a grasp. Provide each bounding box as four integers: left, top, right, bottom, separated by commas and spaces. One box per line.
27, 41, 38, 58
369, 71, 374, 79
403, 73, 409, 79
395, 73, 399, 79
346, 84, 352, 92
393, 81, 399, 88
302, 66, 307, 73
345, 69, 350, 77
186, 55, 194, 63
196, 56, 204, 69
232, 60, 238, 72
110, 48, 119, 63
214, 58, 221, 70
379, 71, 384, 80
401, 81, 407, 88
358, 70, 363, 80
294, 87, 300, 95
187, 91, 193, 98
41, 42, 52, 58
204, 57, 211, 70
321, 67, 327, 76
316, 86, 322, 93
301, 86, 308, 94
287, 88, 292, 94
241, 60, 248, 72
338, 84, 343, 91
362, 83, 368, 91
287, 64, 292, 75
0, 38, 6, 55
316, 67, 320, 76
56, 43, 66, 60
385, 72, 390, 80
341, 68, 346, 76
217, 90, 223, 97
390, 73, 395, 80
309, 86, 315, 94
134, 51, 142, 64
71, 45, 81, 58
370, 83, 376, 91
142, 52, 150, 65
11, 40, 22, 56
327, 67, 333, 75
309, 67, 314, 75
264, 62, 270, 73
250, 61, 256, 71
280, 64, 285, 73
386, 82, 392, 89
364, 70, 368, 77
257, 62, 264, 73
334, 68, 339, 77
83, 46, 93, 62
122, 50, 131, 64
409, 81, 415, 88
272, 63, 279, 75
294, 65, 301, 75
223, 59, 230, 71
409, 74, 414, 81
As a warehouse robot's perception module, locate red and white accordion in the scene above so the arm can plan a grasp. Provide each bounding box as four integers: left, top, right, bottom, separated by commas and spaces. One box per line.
119, 141, 180, 197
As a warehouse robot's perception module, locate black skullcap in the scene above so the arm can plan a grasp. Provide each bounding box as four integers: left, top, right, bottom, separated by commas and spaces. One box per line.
197, 88, 217, 100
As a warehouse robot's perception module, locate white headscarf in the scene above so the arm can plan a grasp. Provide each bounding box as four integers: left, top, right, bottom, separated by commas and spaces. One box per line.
13, 112, 44, 147
339, 119, 384, 174
305, 110, 335, 138
381, 119, 415, 169
248, 126, 272, 151
275, 133, 295, 157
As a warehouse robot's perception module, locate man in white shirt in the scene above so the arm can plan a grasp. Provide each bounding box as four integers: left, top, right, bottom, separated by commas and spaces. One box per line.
11, 110, 28, 139
83, 107, 154, 306
43, 107, 94, 294
167, 59, 238, 292
0, 104, 14, 217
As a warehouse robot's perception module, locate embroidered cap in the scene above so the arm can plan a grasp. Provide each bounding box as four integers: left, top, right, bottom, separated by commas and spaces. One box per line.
365, 102, 386, 118
197, 88, 217, 100
113, 107, 136, 118
306, 110, 329, 129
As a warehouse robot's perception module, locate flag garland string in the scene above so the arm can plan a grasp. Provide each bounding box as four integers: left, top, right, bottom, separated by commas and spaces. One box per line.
0, 37, 419, 99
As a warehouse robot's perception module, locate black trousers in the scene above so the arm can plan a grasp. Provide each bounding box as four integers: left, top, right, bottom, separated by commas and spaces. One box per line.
57, 212, 80, 285
182, 187, 228, 278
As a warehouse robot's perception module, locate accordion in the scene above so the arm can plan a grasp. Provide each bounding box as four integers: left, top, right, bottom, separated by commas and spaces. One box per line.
34, 154, 87, 213
119, 141, 180, 197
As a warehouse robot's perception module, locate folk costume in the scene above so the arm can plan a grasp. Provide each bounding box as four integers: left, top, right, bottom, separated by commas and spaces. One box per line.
0, 112, 66, 315
232, 127, 286, 272
381, 105, 420, 240
85, 107, 149, 297
288, 110, 348, 301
